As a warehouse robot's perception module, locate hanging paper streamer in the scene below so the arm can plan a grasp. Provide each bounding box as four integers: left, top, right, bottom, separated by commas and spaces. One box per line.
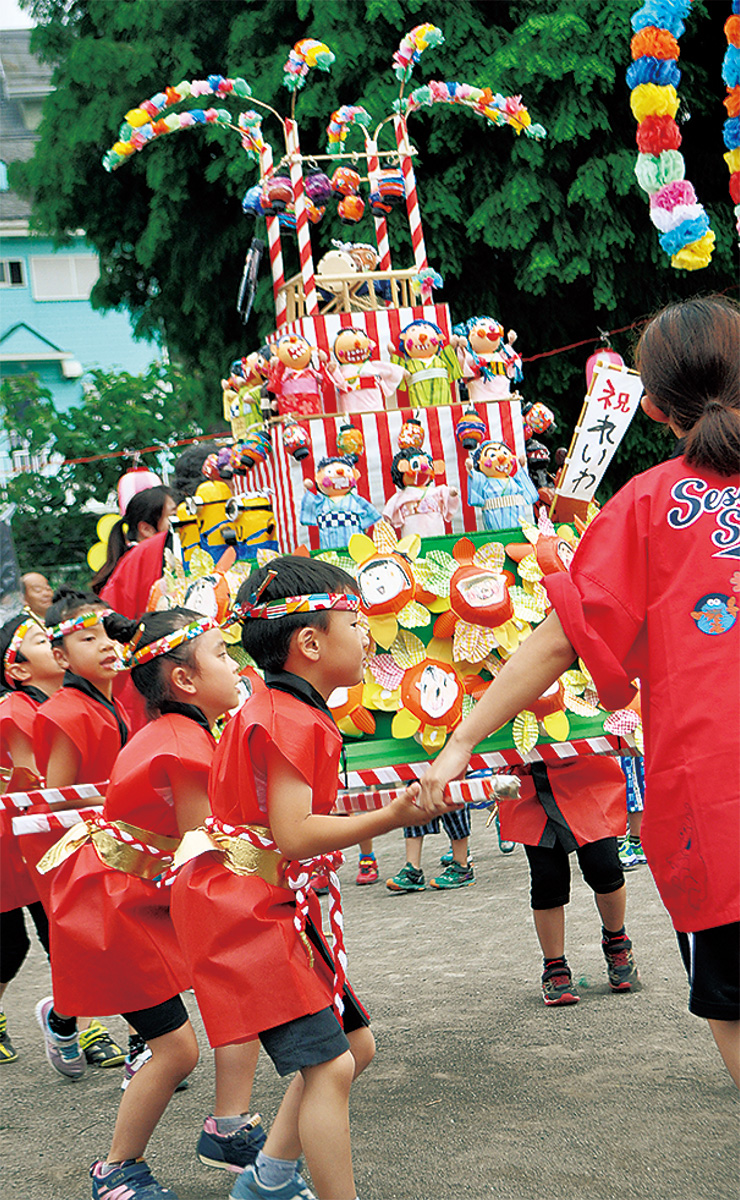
723, 3, 740, 237
237, 110, 267, 163
283, 39, 335, 92
103, 75, 253, 171
401, 81, 546, 140
326, 105, 372, 154
628, 0, 715, 269
392, 24, 445, 84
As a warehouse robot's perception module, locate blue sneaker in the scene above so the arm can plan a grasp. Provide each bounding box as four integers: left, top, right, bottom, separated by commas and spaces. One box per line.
35, 996, 85, 1080
197, 1114, 266, 1173
90, 1158, 179, 1198
229, 1164, 316, 1199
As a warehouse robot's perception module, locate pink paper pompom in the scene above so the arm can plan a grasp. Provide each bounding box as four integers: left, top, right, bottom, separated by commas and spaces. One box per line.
649, 179, 697, 211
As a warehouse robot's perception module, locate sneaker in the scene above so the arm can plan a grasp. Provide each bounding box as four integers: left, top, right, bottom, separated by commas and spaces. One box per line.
90, 1157, 178, 1198
229, 1164, 315, 1200
617, 835, 639, 870
439, 847, 472, 867
355, 854, 379, 885
541, 962, 580, 1006
429, 861, 475, 890
80, 1021, 126, 1067
385, 863, 425, 893
602, 931, 640, 993
0, 1012, 18, 1063
495, 814, 516, 854
628, 835, 647, 865
121, 1036, 152, 1091
197, 1114, 266, 1173
35, 997, 86, 1080
309, 870, 329, 896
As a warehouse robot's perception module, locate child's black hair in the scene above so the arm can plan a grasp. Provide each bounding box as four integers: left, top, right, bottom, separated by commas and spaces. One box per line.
104, 608, 204, 719
90, 486, 173, 595
390, 448, 433, 490
0, 613, 30, 692
45, 586, 106, 645
237, 555, 358, 673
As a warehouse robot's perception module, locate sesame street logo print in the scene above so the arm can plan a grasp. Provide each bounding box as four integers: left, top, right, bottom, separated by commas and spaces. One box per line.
690, 592, 738, 636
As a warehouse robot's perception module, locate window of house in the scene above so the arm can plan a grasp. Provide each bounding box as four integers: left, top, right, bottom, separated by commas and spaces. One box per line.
29, 254, 100, 301
0, 162, 8, 191
0, 259, 26, 286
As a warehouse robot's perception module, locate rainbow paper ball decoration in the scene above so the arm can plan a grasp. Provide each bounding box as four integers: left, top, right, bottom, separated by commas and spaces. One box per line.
455, 407, 487, 451
283, 419, 311, 461
398, 418, 426, 452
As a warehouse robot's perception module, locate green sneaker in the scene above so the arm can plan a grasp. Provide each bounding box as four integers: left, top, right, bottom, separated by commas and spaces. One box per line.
628, 836, 647, 864
430, 861, 475, 890
439, 847, 472, 867
386, 863, 425, 893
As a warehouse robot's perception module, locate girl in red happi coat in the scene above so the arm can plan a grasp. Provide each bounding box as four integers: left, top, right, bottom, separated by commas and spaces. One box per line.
39, 607, 264, 1200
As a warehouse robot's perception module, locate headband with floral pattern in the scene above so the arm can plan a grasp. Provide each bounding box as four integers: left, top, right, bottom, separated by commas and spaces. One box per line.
46, 609, 111, 643
122, 616, 220, 669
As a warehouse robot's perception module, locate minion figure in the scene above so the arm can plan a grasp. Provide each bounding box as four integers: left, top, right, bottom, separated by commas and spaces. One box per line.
690, 592, 738, 636
171, 497, 201, 568
194, 480, 235, 564
223, 493, 279, 561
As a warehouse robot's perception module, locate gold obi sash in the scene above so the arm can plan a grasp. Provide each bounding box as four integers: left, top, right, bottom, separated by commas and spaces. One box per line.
36, 818, 180, 881
171, 823, 286, 888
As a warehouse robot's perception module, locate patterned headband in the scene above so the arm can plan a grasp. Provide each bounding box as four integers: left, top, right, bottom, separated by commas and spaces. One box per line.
46, 609, 112, 643
122, 616, 220, 669
4, 616, 41, 673
234, 592, 361, 622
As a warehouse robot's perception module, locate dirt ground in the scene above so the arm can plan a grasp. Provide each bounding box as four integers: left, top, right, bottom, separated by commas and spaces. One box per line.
0, 816, 737, 1200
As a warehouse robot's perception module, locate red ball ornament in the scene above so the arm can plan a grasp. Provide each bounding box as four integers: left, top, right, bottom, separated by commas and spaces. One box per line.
282, 418, 311, 461
338, 195, 365, 224
398, 417, 425, 452
331, 167, 361, 196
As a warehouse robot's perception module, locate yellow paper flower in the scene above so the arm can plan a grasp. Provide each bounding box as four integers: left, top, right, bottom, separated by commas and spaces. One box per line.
671, 229, 716, 271
630, 83, 679, 122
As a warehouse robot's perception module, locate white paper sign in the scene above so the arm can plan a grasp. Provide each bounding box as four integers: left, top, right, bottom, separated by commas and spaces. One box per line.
555, 363, 644, 502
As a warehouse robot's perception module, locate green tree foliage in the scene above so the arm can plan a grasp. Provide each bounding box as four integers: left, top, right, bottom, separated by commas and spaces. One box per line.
1, 363, 217, 576
14, 0, 736, 493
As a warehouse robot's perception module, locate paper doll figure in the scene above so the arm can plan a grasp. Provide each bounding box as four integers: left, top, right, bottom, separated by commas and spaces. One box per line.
383, 448, 459, 538
325, 327, 405, 414
300, 455, 381, 550
466, 439, 539, 532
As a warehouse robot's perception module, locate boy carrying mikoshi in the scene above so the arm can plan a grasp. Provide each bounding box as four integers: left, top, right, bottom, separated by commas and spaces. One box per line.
171, 556, 449, 1200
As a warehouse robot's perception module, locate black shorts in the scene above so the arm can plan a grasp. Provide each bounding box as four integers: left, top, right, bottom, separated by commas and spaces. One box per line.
123, 994, 189, 1042
259, 918, 370, 1077
676, 923, 740, 1021
524, 837, 624, 909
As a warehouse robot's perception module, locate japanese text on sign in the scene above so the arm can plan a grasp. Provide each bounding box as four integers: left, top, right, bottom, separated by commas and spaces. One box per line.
555, 365, 644, 502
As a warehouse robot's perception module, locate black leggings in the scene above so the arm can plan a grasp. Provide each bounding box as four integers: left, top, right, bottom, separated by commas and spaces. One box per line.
0, 903, 50, 985
524, 837, 624, 910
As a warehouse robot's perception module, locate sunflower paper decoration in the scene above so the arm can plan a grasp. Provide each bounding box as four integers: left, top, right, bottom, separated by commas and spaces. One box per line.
388, 631, 484, 751
348, 524, 430, 648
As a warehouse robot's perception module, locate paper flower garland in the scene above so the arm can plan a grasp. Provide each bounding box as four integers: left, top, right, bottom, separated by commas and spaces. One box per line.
283, 39, 335, 92
723, 3, 740, 237
628, 0, 715, 269
392, 24, 445, 84
400, 82, 546, 140
326, 105, 372, 154
103, 75, 253, 171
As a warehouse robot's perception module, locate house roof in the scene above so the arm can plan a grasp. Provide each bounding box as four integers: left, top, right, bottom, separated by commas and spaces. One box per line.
0, 29, 54, 100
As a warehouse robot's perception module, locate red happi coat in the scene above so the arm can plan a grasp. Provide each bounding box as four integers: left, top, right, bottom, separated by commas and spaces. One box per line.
546, 455, 740, 933
29, 685, 129, 909
0, 691, 43, 912
171, 686, 341, 1046
47, 714, 202, 1015
499, 755, 626, 848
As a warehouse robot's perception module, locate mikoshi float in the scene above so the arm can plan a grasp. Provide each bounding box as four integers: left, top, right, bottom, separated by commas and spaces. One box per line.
94, 22, 656, 812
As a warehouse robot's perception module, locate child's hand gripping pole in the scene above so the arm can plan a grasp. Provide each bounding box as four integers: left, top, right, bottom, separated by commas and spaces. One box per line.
332, 774, 519, 814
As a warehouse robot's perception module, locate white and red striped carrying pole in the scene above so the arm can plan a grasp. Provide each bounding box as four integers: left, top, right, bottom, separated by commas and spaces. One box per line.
259, 141, 288, 328
393, 114, 428, 274
0, 781, 107, 811
332, 774, 517, 814
12, 807, 103, 836
285, 117, 319, 317
364, 135, 392, 272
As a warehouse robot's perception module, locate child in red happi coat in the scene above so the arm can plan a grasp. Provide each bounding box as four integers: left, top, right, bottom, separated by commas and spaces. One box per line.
0, 613, 63, 1063
39, 607, 264, 1200
30, 588, 129, 1076
171, 556, 450, 1200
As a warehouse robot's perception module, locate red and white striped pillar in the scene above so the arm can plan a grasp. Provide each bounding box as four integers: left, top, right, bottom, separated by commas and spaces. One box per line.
393, 114, 428, 275
285, 117, 319, 317
259, 142, 287, 328
365, 135, 392, 272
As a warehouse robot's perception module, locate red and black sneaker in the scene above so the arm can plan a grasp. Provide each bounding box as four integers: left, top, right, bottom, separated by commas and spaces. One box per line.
602, 931, 640, 993
541, 961, 580, 1006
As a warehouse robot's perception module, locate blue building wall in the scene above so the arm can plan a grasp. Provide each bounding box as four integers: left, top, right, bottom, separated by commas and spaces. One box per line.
1, 233, 159, 413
